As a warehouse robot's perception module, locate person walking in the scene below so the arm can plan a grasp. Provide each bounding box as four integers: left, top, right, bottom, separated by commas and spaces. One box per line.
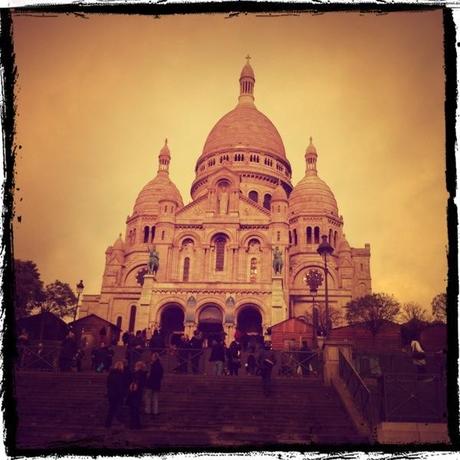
227, 340, 242, 376
145, 352, 164, 417
127, 361, 147, 429
411, 338, 427, 374
104, 361, 126, 428
189, 331, 203, 374
209, 340, 225, 376
258, 343, 277, 397
59, 331, 77, 372
299, 341, 311, 377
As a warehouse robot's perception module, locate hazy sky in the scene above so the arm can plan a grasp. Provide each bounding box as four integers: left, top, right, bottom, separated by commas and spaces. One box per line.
12, 11, 447, 312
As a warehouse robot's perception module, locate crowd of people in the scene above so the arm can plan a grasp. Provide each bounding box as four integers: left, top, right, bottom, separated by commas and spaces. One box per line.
104, 352, 164, 429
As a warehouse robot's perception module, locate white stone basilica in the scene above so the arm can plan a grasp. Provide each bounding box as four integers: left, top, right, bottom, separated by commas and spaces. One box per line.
79, 59, 372, 342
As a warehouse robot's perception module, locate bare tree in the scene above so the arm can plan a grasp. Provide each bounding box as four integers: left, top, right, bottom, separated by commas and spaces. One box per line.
399, 302, 429, 323
305, 302, 344, 331
345, 293, 400, 338
431, 293, 447, 323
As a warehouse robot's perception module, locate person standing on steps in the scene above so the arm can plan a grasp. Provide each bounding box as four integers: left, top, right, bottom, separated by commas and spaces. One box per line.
145, 352, 164, 418
258, 343, 277, 397
209, 339, 225, 376
189, 330, 204, 374
105, 361, 126, 428
127, 361, 147, 429
227, 339, 242, 376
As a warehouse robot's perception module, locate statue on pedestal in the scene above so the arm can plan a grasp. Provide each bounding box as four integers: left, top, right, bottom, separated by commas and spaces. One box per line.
148, 246, 160, 277
273, 246, 283, 275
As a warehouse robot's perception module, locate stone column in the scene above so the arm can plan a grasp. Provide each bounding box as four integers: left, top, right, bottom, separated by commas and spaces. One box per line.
137, 275, 155, 331
271, 275, 287, 326
322, 339, 353, 386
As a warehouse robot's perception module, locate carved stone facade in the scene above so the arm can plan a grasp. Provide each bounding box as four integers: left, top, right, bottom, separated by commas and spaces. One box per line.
79, 59, 372, 342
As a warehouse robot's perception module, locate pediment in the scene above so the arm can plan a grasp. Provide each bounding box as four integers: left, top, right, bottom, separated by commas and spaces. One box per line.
175, 195, 208, 220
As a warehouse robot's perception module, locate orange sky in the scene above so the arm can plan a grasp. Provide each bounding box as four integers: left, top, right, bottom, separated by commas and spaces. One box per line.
11, 11, 448, 312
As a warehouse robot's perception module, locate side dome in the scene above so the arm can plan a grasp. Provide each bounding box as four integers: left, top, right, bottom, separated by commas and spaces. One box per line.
290, 175, 338, 216
133, 175, 184, 215
201, 105, 286, 159
289, 138, 338, 217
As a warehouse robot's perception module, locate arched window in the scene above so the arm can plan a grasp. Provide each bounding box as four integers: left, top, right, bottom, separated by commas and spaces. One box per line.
151, 226, 156, 242
143, 226, 149, 243
263, 194, 272, 210
329, 228, 333, 244
248, 190, 259, 203
334, 231, 337, 247
214, 236, 226, 271
293, 229, 298, 246
314, 226, 320, 244
116, 316, 122, 330
307, 227, 312, 244
183, 257, 190, 282
250, 257, 257, 282
161, 230, 165, 240
128, 305, 136, 333
289, 231, 292, 245
132, 228, 136, 244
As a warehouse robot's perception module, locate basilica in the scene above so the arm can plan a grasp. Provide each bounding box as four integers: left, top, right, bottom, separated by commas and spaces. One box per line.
79, 59, 372, 343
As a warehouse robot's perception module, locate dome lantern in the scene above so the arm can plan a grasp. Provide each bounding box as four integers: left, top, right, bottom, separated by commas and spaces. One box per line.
158, 138, 171, 174
305, 136, 318, 176
238, 55, 255, 106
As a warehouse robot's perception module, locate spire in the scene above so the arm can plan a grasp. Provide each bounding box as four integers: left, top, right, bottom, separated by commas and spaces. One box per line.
305, 136, 318, 176
158, 138, 171, 174
238, 55, 255, 106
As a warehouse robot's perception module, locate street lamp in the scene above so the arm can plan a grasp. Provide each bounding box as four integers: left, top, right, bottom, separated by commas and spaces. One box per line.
304, 269, 323, 346
317, 235, 334, 337
73, 280, 85, 322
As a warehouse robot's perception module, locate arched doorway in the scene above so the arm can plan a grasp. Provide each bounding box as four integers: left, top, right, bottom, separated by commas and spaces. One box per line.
237, 305, 263, 351
160, 304, 185, 347
197, 304, 224, 345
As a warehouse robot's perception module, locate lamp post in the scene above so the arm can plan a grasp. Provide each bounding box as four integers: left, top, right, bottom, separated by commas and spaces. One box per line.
317, 235, 334, 337
304, 269, 323, 347
73, 280, 85, 322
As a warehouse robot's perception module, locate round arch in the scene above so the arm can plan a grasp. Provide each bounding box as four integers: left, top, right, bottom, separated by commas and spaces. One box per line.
196, 302, 225, 344
172, 230, 203, 248
159, 303, 185, 347
236, 304, 264, 349
240, 231, 269, 249
123, 263, 149, 286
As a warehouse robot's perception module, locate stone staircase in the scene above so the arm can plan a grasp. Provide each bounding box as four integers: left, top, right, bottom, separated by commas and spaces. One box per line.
14, 370, 368, 449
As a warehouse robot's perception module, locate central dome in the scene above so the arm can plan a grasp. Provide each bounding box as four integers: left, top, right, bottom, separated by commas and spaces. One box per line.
201, 104, 286, 159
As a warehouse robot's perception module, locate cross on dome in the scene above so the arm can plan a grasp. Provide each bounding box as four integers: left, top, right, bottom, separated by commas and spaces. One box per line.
246, 54, 251, 64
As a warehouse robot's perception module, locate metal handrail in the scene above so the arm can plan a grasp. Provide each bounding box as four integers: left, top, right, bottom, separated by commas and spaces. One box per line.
339, 349, 375, 428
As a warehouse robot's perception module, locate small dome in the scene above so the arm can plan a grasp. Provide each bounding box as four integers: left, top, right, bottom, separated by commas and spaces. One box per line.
240, 62, 255, 79
200, 104, 286, 159
289, 175, 338, 216
160, 139, 170, 157
306, 137, 317, 155
113, 234, 124, 250
133, 174, 184, 215
272, 184, 288, 202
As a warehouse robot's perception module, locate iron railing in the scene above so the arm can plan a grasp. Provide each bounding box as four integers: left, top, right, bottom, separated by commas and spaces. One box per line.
16, 343, 324, 379
339, 349, 375, 428
382, 373, 447, 422
353, 351, 447, 379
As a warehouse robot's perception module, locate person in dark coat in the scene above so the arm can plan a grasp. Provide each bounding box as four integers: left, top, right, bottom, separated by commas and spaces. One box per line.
127, 361, 147, 429
257, 344, 277, 397
144, 352, 164, 417
227, 340, 242, 376
122, 331, 130, 347
59, 332, 77, 372
177, 335, 190, 374
209, 340, 226, 376
149, 329, 164, 352
299, 341, 311, 376
189, 331, 203, 374
104, 361, 126, 428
